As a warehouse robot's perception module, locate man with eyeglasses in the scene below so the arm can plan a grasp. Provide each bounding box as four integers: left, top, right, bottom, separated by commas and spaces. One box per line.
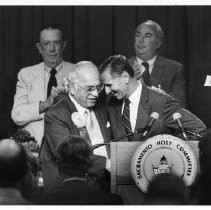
11, 24, 75, 146
128, 20, 186, 107
39, 61, 112, 194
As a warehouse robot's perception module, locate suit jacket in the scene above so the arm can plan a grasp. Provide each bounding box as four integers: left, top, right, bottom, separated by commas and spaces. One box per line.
11, 61, 75, 145
107, 84, 206, 142
42, 179, 123, 205
39, 94, 112, 194
189, 64, 211, 128
128, 55, 186, 107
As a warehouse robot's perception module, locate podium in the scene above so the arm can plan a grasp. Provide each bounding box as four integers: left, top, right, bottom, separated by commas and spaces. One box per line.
111, 141, 199, 205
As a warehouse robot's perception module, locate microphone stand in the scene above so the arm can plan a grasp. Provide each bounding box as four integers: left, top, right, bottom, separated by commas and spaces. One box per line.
92, 127, 145, 150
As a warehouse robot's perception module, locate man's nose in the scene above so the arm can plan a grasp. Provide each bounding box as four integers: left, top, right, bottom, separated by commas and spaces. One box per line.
139, 35, 144, 42
49, 42, 56, 52
105, 86, 111, 95
91, 88, 99, 97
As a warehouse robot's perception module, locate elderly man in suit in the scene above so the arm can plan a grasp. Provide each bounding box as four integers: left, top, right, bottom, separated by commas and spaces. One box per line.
99, 55, 206, 142
11, 24, 75, 146
39, 61, 111, 194
128, 20, 186, 107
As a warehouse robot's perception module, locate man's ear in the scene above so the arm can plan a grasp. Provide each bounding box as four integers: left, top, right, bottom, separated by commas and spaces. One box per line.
122, 71, 130, 84
69, 83, 76, 95
36, 43, 42, 54
157, 39, 162, 49
62, 41, 67, 50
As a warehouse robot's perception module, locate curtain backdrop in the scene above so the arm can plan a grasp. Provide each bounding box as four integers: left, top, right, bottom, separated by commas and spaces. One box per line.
0, 6, 210, 137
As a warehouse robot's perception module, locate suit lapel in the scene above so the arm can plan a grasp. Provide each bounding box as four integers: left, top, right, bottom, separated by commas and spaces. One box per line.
65, 95, 80, 135
32, 63, 45, 102
134, 85, 150, 141
150, 56, 165, 86
94, 108, 108, 142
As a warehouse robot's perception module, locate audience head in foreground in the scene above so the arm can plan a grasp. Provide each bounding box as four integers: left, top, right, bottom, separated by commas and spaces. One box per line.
0, 139, 30, 204
144, 173, 190, 205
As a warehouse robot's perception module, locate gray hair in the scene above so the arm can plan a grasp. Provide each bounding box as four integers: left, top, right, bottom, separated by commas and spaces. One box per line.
138, 20, 163, 42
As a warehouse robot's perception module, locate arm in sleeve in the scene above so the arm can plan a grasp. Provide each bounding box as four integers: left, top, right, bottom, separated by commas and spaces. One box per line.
163, 95, 207, 138
11, 71, 44, 126
169, 64, 186, 107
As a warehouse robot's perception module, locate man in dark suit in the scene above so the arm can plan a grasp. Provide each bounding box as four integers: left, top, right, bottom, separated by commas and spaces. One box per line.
99, 55, 206, 142
128, 20, 186, 107
39, 61, 111, 194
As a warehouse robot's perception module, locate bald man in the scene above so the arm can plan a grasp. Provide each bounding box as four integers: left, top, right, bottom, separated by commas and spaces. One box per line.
39, 61, 111, 194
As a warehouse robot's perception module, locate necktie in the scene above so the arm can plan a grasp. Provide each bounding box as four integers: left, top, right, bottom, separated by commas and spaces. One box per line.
122, 98, 132, 136
47, 68, 57, 98
142, 62, 151, 86
85, 109, 108, 157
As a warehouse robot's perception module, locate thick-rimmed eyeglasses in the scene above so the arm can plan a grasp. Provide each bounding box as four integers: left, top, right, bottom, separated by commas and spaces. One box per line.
78, 83, 104, 93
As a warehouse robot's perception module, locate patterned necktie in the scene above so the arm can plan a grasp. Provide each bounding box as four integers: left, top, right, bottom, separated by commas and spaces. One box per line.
142, 62, 151, 86
122, 98, 132, 135
47, 68, 57, 98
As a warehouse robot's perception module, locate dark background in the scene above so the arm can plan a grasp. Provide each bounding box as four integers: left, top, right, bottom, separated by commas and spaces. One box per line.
0, 6, 210, 137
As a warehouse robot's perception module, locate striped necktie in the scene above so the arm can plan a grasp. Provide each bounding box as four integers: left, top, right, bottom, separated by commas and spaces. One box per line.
122, 98, 132, 135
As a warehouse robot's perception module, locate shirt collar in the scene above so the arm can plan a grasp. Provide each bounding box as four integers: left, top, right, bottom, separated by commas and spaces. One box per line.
128, 81, 142, 106
44, 60, 64, 73
136, 55, 157, 67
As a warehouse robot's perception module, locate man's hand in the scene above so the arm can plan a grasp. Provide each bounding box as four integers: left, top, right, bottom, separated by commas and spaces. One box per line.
39, 86, 66, 114
105, 158, 111, 172
133, 63, 143, 80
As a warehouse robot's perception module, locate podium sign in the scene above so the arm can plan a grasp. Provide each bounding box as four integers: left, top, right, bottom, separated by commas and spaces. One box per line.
111, 137, 199, 205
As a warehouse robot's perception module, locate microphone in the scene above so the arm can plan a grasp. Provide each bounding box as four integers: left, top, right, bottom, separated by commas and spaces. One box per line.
172, 112, 189, 140
143, 112, 159, 136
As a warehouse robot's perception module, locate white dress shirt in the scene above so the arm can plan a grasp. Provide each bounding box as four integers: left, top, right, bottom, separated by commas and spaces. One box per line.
69, 94, 107, 157
136, 55, 157, 74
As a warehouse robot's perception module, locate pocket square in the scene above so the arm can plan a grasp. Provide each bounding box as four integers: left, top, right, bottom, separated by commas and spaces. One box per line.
204, 75, 211, 86
106, 121, 111, 128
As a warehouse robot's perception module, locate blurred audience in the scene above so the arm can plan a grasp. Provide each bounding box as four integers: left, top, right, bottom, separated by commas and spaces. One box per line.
144, 173, 190, 205
0, 139, 32, 205
195, 129, 211, 204
42, 135, 123, 205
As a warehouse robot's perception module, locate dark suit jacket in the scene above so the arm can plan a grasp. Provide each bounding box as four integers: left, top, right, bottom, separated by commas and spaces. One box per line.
39, 94, 112, 194
42, 179, 123, 205
107, 84, 206, 142
128, 55, 186, 107
189, 65, 211, 128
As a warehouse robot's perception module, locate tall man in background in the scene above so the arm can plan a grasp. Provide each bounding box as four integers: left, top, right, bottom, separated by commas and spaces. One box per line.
11, 25, 75, 145
128, 20, 186, 107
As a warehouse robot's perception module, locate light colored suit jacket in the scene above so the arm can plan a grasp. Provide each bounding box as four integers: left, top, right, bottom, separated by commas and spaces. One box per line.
128, 55, 186, 107
107, 84, 206, 142
11, 61, 75, 145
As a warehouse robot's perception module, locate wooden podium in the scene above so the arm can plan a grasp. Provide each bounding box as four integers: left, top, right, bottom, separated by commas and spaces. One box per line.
111, 141, 199, 205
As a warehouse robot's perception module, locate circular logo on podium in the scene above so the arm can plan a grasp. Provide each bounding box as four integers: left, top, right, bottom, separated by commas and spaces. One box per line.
131, 134, 198, 193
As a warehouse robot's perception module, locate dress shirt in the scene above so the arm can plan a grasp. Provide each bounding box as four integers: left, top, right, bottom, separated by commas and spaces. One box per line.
136, 55, 157, 74
122, 82, 142, 131
69, 94, 107, 157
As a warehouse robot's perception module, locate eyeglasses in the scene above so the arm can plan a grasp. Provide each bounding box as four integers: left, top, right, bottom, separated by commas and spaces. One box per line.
78, 83, 104, 93
135, 32, 156, 39
39, 40, 63, 49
